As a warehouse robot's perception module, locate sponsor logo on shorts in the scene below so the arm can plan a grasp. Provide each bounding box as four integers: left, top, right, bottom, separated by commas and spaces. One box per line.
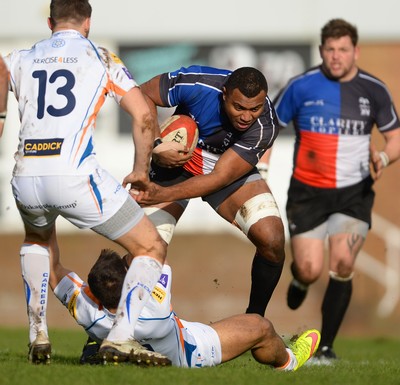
67, 290, 79, 320
19, 201, 78, 210
24, 138, 64, 157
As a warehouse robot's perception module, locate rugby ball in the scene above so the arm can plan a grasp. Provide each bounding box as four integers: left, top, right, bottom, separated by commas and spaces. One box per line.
159, 115, 199, 154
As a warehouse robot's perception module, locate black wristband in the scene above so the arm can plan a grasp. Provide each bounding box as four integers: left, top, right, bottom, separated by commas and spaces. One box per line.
153, 138, 163, 148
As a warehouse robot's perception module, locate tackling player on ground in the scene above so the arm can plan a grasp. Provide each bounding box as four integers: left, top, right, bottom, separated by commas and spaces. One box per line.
49, 244, 320, 370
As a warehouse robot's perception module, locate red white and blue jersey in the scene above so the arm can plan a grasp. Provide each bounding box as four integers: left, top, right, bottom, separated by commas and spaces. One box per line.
5, 30, 137, 177
159, 65, 279, 175
274, 66, 400, 188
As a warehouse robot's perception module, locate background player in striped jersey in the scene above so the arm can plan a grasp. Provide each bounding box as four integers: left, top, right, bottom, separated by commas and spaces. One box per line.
0, 55, 8, 136
261, 18, 400, 362
3, 0, 168, 365
49, 246, 320, 370
132, 66, 286, 321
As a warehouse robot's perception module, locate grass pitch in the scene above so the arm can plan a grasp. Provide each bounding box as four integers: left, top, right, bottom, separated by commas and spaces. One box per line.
0, 328, 399, 385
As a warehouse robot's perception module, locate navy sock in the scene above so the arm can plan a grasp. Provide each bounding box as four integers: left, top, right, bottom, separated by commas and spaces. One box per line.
245, 252, 284, 316
320, 276, 352, 347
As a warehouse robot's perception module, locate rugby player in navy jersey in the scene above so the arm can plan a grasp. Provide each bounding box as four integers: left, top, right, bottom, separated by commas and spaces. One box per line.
260, 18, 400, 362
131, 66, 285, 322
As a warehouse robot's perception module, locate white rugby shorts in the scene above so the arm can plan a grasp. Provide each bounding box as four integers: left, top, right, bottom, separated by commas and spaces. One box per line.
11, 168, 143, 237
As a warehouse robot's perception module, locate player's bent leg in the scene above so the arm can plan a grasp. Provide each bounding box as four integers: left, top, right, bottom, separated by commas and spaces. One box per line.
211, 314, 288, 367
246, 214, 285, 315
224, 192, 286, 315
287, 235, 325, 310
217, 183, 286, 315
287, 262, 309, 310
316, 216, 367, 362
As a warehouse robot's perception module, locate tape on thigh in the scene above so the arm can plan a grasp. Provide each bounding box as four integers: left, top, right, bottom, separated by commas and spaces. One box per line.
143, 207, 177, 244
234, 193, 280, 235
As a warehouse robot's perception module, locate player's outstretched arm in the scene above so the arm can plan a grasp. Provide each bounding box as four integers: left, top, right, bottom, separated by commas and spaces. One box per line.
120, 87, 156, 188
131, 148, 253, 205
48, 232, 72, 291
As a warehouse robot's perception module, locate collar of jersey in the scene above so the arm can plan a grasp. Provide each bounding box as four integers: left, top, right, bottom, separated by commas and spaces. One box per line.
52, 30, 85, 39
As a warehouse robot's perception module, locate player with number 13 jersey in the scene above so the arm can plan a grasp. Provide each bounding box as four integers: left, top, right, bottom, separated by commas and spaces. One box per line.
5, 30, 136, 177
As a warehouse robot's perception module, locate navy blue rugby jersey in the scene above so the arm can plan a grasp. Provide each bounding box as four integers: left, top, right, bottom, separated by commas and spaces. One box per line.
159, 65, 279, 175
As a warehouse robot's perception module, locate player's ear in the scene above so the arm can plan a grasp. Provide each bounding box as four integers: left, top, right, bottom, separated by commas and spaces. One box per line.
83, 17, 91, 37
222, 87, 227, 101
354, 45, 360, 61
318, 45, 325, 59
47, 17, 54, 31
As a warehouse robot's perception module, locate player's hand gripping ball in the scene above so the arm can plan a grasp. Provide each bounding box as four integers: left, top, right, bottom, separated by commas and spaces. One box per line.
159, 115, 199, 155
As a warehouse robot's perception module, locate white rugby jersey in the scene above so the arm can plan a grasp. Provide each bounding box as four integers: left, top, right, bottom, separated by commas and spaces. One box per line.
5, 30, 137, 177
54, 264, 221, 368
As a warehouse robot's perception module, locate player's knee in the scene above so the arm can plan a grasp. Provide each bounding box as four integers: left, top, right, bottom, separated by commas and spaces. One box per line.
330, 269, 354, 281
143, 207, 177, 245
246, 314, 274, 341
292, 261, 319, 284
259, 239, 285, 264
233, 193, 282, 236
251, 221, 285, 264
258, 316, 276, 339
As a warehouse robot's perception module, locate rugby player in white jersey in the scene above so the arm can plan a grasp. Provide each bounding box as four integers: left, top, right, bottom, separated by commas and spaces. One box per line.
49, 245, 321, 370
0, 55, 8, 135
3, 0, 169, 365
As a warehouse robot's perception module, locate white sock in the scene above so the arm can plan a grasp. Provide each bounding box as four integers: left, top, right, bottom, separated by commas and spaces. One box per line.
106, 256, 162, 342
281, 348, 297, 371
20, 244, 50, 344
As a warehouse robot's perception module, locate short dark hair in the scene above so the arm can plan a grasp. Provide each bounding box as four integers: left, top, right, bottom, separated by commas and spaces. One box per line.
87, 249, 126, 310
320, 19, 358, 46
224, 67, 268, 98
49, 0, 92, 26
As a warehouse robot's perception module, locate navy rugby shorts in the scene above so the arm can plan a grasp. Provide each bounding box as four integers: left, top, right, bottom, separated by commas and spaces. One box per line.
286, 176, 375, 237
